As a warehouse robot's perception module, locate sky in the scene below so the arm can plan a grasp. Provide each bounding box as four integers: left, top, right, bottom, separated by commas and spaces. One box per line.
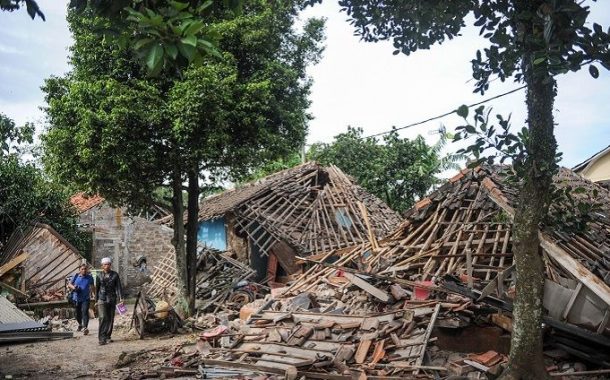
1, 1, 609, 168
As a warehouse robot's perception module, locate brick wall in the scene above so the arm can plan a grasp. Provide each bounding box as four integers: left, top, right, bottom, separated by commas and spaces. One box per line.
87, 204, 174, 296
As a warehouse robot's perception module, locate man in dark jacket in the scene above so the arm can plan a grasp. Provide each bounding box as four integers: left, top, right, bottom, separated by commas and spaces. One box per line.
95, 257, 124, 345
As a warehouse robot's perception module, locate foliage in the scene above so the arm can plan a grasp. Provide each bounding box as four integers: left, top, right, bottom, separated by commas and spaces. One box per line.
67, 0, 244, 76
0, 113, 34, 157
0, 113, 89, 255
43, 1, 324, 203
243, 152, 304, 182
335, 1, 610, 94
309, 127, 459, 213
43, 1, 324, 314
0, 0, 44, 20
123, 1, 221, 75
454, 105, 603, 234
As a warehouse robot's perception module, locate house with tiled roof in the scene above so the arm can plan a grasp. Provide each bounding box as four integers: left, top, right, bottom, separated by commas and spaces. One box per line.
193, 162, 402, 281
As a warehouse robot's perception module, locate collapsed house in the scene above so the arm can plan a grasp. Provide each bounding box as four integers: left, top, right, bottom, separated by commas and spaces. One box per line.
194, 162, 402, 281
0, 224, 84, 303
70, 192, 174, 294
146, 162, 402, 310
281, 166, 610, 333
167, 166, 610, 379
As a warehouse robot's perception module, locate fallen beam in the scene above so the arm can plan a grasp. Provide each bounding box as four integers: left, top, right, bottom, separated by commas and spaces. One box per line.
540, 233, 610, 308
343, 272, 390, 302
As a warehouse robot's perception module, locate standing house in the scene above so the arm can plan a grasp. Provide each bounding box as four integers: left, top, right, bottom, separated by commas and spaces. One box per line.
289, 166, 610, 334
70, 193, 174, 294
573, 144, 610, 189
196, 162, 403, 281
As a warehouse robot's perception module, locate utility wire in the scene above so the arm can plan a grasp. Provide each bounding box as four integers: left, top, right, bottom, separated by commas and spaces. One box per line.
364, 85, 527, 139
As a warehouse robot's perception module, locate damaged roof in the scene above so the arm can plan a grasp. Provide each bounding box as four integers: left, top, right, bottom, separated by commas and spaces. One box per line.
69, 192, 105, 213
198, 162, 403, 257
292, 166, 610, 313
0, 224, 84, 295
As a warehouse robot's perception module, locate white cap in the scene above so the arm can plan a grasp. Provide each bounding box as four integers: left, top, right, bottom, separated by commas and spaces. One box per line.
101, 257, 112, 265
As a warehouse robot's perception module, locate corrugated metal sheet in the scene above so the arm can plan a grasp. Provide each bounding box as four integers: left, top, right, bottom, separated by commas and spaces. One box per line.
0, 296, 33, 324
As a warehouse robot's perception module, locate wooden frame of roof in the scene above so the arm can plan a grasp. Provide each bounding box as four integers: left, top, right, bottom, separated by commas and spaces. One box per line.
198, 162, 402, 259
285, 167, 610, 320
0, 223, 85, 295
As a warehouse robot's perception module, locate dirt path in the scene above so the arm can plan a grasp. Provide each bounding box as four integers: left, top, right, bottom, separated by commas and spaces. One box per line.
0, 316, 190, 379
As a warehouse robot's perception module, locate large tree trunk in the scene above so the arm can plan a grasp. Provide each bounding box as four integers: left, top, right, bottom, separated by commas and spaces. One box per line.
186, 163, 200, 316
501, 52, 557, 379
171, 168, 189, 317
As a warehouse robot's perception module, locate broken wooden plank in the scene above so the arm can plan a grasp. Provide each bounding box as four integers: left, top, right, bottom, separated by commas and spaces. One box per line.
414, 303, 441, 375
200, 358, 288, 376
255, 310, 398, 324
0, 280, 28, 297
0, 252, 29, 278
343, 272, 390, 302
540, 233, 610, 308
355, 338, 373, 364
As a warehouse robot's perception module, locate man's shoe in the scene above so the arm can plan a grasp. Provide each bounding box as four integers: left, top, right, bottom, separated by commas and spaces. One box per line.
108, 339, 113, 343
83, 328, 89, 335
77, 326, 82, 332
98, 340, 106, 345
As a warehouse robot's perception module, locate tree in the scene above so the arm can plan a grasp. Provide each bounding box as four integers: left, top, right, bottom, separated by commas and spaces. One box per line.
317, 1, 610, 378
0, 113, 89, 254
42, 2, 324, 315
309, 127, 459, 213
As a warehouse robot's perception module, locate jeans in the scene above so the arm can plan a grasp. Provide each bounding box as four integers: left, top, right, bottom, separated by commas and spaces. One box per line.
74, 300, 90, 328
97, 301, 116, 343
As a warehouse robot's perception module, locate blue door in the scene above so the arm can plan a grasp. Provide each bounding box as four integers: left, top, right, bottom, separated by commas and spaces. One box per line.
197, 218, 227, 250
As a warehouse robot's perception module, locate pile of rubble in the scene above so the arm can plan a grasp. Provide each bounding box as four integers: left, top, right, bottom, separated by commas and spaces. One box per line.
148, 248, 265, 315
112, 167, 610, 378
116, 282, 610, 379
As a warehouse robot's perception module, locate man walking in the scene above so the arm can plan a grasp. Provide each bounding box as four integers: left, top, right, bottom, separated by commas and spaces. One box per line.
67, 263, 95, 335
96, 257, 124, 345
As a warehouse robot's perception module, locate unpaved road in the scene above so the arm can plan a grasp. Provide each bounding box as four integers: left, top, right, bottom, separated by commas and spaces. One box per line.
0, 316, 189, 379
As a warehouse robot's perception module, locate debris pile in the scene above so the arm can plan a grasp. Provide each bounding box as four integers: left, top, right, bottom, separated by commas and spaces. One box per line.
0, 295, 73, 344
148, 248, 264, 314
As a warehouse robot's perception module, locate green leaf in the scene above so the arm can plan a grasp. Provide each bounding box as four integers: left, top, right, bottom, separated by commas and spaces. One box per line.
533, 57, 546, 65
589, 64, 599, 79
133, 38, 153, 51
146, 44, 164, 72
197, 0, 213, 13
169, 1, 189, 11
178, 42, 196, 61
184, 20, 205, 36
456, 104, 469, 118
181, 34, 197, 47
165, 44, 178, 60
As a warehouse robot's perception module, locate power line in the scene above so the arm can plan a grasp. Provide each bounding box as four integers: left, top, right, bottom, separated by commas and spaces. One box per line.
364, 85, 527, 139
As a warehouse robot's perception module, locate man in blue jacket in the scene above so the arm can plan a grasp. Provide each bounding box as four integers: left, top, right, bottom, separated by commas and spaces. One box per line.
68, 263, 95, 335
95, 257, 124, 345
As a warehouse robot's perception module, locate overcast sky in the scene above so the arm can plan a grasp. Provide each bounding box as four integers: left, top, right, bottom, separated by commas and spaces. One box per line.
1, 1, 609, 168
